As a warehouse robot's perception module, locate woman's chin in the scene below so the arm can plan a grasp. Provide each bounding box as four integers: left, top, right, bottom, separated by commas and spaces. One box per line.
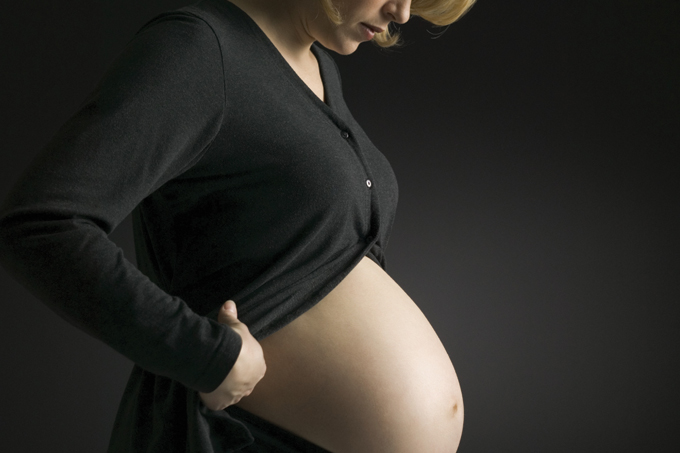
320, 37, 362, 56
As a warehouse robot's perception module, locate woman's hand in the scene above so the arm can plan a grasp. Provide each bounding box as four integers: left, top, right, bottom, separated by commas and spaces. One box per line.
199, 300, 266, 411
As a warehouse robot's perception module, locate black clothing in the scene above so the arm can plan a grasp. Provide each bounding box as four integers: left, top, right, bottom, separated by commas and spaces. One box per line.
0, 0, 398, 451
224, 406, 332, 452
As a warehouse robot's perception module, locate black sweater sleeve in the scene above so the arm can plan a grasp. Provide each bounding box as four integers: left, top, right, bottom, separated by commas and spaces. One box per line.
0, 13, 242, 393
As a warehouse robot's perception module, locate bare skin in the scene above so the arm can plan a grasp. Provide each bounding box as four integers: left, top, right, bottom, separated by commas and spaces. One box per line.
199, 301, 266, 410
200, 1, 464, 450
233, 256, 464, 452
227, 0, 411, 63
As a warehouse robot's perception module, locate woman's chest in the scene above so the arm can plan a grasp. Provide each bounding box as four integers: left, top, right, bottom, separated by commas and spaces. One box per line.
287, 58, 325, 105
177, 78, 396, 218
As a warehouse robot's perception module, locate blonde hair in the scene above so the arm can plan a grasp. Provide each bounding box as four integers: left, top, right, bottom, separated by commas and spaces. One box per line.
319, 0, 477, 48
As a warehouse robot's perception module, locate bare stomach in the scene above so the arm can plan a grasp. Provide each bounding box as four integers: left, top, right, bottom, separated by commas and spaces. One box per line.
234, 256, 464, 452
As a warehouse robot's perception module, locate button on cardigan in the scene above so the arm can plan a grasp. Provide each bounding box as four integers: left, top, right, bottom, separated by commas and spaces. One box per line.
0, 0, 398, 451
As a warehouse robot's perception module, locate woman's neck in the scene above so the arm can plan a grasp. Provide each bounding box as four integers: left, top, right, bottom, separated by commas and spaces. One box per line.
228, 0, 321, 66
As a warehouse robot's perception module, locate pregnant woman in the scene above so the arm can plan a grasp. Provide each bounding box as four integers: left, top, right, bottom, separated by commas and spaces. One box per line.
0, 0, 475, 451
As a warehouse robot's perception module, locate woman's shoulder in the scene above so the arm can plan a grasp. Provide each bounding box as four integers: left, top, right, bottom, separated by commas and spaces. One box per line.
132, 6, 220, 48
133, 0, 249, 45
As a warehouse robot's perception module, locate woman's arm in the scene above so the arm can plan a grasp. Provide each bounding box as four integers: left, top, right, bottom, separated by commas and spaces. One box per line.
0, 12, 241, 393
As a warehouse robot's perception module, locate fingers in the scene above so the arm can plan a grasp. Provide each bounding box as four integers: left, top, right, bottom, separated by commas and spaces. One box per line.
198, 384, 253, 411
224, 300, 237, 316
217, 300, 238, 325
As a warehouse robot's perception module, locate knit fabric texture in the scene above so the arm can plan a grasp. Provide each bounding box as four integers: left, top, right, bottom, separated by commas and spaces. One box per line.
0, 1, 398, 451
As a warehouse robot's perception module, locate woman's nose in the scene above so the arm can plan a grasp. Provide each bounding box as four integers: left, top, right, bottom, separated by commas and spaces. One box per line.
384, 0, 411, 25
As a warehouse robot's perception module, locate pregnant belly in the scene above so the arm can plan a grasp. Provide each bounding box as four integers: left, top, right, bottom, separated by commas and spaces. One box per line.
234, 256, 464, 452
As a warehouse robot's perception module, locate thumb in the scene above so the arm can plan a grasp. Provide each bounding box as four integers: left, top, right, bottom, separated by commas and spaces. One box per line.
217, 300, 238, 324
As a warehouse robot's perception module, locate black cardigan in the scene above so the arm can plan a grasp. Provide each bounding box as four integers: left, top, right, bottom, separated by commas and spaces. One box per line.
0, 0, 398, 451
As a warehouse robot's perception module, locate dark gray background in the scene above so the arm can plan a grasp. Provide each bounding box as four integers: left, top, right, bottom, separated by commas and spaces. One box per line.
1, 1, 678, 451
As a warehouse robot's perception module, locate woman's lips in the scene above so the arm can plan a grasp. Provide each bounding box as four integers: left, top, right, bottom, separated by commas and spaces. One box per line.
362, 23, 384, 33
360, 23, 384, 40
